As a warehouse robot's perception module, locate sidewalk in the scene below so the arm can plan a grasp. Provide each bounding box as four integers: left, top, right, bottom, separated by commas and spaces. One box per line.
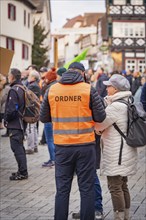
0, 126, 146, 220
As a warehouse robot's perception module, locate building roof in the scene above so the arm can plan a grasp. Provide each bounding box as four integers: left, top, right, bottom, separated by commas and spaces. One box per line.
63, 15, 84, 28
30, 0, 52, 21
63, 13, 105, 28
30, 0, 45, 12
20, 0, 36, 9
84, 13, 105, 27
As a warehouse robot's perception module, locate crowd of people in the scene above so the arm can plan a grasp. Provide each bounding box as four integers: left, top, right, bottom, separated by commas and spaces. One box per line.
0, 63, 146, 220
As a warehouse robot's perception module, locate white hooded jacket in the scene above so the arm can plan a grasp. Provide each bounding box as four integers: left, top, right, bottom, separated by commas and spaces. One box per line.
95, 91, 138, 176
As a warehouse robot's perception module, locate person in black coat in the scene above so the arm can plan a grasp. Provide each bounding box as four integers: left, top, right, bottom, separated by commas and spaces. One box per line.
131, 71, 141, 95
4, 68, 28, 180
95, 67, 109, 98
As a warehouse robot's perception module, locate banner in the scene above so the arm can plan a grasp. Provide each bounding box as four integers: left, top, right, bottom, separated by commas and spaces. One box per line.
0, 47, 14, 76
64, 48, 89, 69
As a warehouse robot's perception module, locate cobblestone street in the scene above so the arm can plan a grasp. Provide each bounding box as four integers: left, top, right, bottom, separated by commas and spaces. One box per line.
0, 126, 146, 220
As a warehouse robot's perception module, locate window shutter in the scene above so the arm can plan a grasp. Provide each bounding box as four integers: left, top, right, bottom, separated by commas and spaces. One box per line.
28, 13, 30, 28
22, 44, 24, 59
24, 10, 26, 26
8, 4, 10, 19
14, 5, 16, 20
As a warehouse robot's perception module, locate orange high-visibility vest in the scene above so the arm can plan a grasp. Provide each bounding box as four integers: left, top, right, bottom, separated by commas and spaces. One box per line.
48, 82, 95, 145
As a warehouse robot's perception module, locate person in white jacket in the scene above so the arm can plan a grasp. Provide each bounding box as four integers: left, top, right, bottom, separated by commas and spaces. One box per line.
95, 74, 138, 220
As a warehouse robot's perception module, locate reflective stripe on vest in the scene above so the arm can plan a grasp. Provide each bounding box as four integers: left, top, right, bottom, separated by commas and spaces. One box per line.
48, 82, 95, 145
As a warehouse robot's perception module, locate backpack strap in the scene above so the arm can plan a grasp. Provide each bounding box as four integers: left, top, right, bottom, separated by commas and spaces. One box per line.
112, 98, 131, 165
113, 123, 126, 139
14, 84, 27, 91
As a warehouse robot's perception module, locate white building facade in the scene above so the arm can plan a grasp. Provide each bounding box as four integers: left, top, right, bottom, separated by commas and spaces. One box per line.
0, 0, 36, 71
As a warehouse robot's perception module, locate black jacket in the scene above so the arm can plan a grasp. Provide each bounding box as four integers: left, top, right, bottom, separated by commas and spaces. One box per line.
40, 70, 106, 125
27, 81, 41, 98
4, 80, 25, 130
131, 76, 141, 95
95, 73, 109, 98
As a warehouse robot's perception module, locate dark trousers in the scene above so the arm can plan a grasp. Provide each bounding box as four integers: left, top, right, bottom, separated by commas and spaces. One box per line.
41, 128, 46, 144
9, 129, 28, 176
55, 144, 96, 220
94, 172, 103, 212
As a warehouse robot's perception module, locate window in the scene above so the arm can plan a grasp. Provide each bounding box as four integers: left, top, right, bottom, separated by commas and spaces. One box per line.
6, 38, 15, 50
114, 0, 126, 5
8, 3, 16, 20
28, 13, 30, 28
113, 22, 145, 38
22, 44, 29, 60
24, 10, 26, 26
131, 0, 143, 5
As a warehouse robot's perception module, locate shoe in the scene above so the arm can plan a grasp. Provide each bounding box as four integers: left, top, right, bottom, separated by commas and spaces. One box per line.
34, 147, 38, 153
1, 133, 9, 137
11, 171, 20, 176
95, 211, 104, 220
25, 149, 34, 154
72, 212, 80, 219
42, 160, 55, 167
9, 173, 28, 181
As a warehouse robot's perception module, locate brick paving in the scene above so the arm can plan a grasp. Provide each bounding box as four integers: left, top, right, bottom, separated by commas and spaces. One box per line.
0, 125, 146, 220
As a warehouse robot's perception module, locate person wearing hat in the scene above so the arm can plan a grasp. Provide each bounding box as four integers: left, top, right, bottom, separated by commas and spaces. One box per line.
95, 74, 138, 220
57, 67, 66, 80
41, 67, 57, 167
40, 61, 106, 220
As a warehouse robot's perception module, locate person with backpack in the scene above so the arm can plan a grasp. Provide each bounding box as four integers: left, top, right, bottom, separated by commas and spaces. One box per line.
4, 68, 28, 180
95, 74, 138, 220
25, 71, 41, 154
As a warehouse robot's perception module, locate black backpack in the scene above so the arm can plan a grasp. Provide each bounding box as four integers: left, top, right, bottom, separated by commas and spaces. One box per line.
14, 85, 40, 124
113, 97, 146, 165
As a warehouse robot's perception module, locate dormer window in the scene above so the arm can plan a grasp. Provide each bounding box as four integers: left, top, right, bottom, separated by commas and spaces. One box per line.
8, 3, 16, 21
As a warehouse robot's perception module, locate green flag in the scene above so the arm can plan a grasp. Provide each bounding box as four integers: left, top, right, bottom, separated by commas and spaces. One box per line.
64, 48, 89, 69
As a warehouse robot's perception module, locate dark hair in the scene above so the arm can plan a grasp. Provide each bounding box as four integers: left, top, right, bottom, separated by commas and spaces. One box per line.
26, 64, 38, 71
10, 68, 21, 81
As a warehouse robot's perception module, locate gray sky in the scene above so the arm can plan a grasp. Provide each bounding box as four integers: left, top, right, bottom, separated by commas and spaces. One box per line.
50, 0, 106, 30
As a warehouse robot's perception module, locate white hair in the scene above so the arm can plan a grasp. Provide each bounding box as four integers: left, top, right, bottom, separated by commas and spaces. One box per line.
29, 70, 40, 80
